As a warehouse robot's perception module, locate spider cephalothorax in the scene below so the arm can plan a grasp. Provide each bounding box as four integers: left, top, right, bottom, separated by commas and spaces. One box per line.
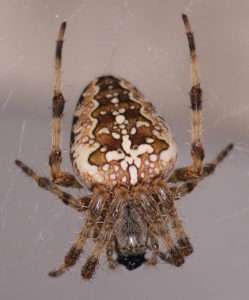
15, 14, 233, 280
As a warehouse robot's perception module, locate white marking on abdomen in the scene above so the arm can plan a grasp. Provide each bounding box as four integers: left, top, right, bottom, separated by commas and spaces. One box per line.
129, 165, 138, 185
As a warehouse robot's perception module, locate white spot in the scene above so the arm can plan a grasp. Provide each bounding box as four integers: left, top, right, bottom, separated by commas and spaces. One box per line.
122, 176, 127, 183
110, 174, 116, 180
130, 105, 135, 109
134, 157, 141, 168
121, 160, 128, 171
122, 135, 132, 153
152, 129, 163, 138
122, 135, 154, 167
119, 108, 126, 113
160, 143, 177, 163
111, 97, 119, 104
112, 132, 121, 139
146, 137, 154, 144
112, 111, 119, 116
100, 111, 107, 115
137, 144, 154, 154
136, 121, 150, 128
141, 172, 145, 178
82, 136, 89, 143
114, 165, 119, 171
98, 127, 110, 135
103, 164, 109, 171
129, 165, 138, 185
125, 156, 133, 165
100, 146, 107, 152
149, 154, 157, 162
108, 85, 113, 90
106, 94, 112, 98
119, 124, 125, 129
106, 150, 125, 162
116, 115, 125, 124
121, 129, 128, 135
124, 120, 129, 124
145, 160, 150, 165
130, 127, 136, 135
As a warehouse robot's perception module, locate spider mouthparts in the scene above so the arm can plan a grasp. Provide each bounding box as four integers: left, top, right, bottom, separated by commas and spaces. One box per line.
117, 252, 146, 271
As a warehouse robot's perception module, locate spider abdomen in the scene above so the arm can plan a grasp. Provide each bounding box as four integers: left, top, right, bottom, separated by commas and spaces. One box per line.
70, 75, 177, 189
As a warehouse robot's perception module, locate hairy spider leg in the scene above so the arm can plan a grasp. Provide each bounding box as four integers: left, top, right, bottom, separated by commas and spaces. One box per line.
49, 22, 82, 188
15, 160, 89, 211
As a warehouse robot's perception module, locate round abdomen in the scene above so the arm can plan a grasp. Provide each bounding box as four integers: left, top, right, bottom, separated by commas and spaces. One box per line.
70, 75, 177, 189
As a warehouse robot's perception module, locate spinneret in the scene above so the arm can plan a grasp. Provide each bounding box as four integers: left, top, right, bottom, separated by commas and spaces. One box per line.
15, 14, 233, 280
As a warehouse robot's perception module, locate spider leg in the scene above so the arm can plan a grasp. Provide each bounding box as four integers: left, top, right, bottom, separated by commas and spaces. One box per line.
169, 14, 205, 183
49, 21, 82, 188
155, 184, 193, 258
49, 189, 108, 277
184, 14, 204, 174
170, 143, 234, 198
15, 160, 89, 212
169, 15, 234, 184
136, 189, 185, 266
81, 196, 123, 280
106, 238, 119, 269
146, 233, 160, 266
49, 215, 94, 277
168, 206, 193, 256
81, 231, 112, 280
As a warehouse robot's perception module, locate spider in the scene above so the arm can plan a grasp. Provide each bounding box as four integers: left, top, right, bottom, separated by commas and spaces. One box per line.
15, 14, 233, 280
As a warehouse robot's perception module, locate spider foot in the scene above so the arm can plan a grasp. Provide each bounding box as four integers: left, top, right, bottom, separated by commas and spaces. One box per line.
81, 257, 99, 280
48, 267, 66, 278
108, 260, 119, 270
177, 237, 193, 257
160, 247, 185, 267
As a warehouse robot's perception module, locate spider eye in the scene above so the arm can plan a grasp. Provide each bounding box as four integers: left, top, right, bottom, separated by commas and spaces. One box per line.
117, 252, 146, 270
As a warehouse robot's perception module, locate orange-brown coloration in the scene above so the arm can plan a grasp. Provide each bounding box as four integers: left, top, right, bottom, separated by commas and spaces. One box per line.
15, 15, 234, 280
70, 76, 177, 189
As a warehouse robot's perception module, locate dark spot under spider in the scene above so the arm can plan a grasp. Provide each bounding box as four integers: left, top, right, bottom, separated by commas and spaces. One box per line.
117, 253, 146, 271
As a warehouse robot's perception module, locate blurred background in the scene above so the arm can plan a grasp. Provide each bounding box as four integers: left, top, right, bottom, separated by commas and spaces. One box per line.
0, 1, 249, 299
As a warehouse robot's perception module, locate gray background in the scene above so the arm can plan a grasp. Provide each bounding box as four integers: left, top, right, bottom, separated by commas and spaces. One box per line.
0, 0, 249, 299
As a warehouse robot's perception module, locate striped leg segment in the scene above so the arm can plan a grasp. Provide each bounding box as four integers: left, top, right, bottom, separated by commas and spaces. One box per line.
49, 215, 94, 277
81, 197, 123, 280
182, 13, 204, 175
49, 21, 81, 188
170, 143, 234, 198
169, 14, 204, 183
106, 239, 119, 269
15, 160, 89, 212
156, 185, 193, 260
169, 15, 233, 184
